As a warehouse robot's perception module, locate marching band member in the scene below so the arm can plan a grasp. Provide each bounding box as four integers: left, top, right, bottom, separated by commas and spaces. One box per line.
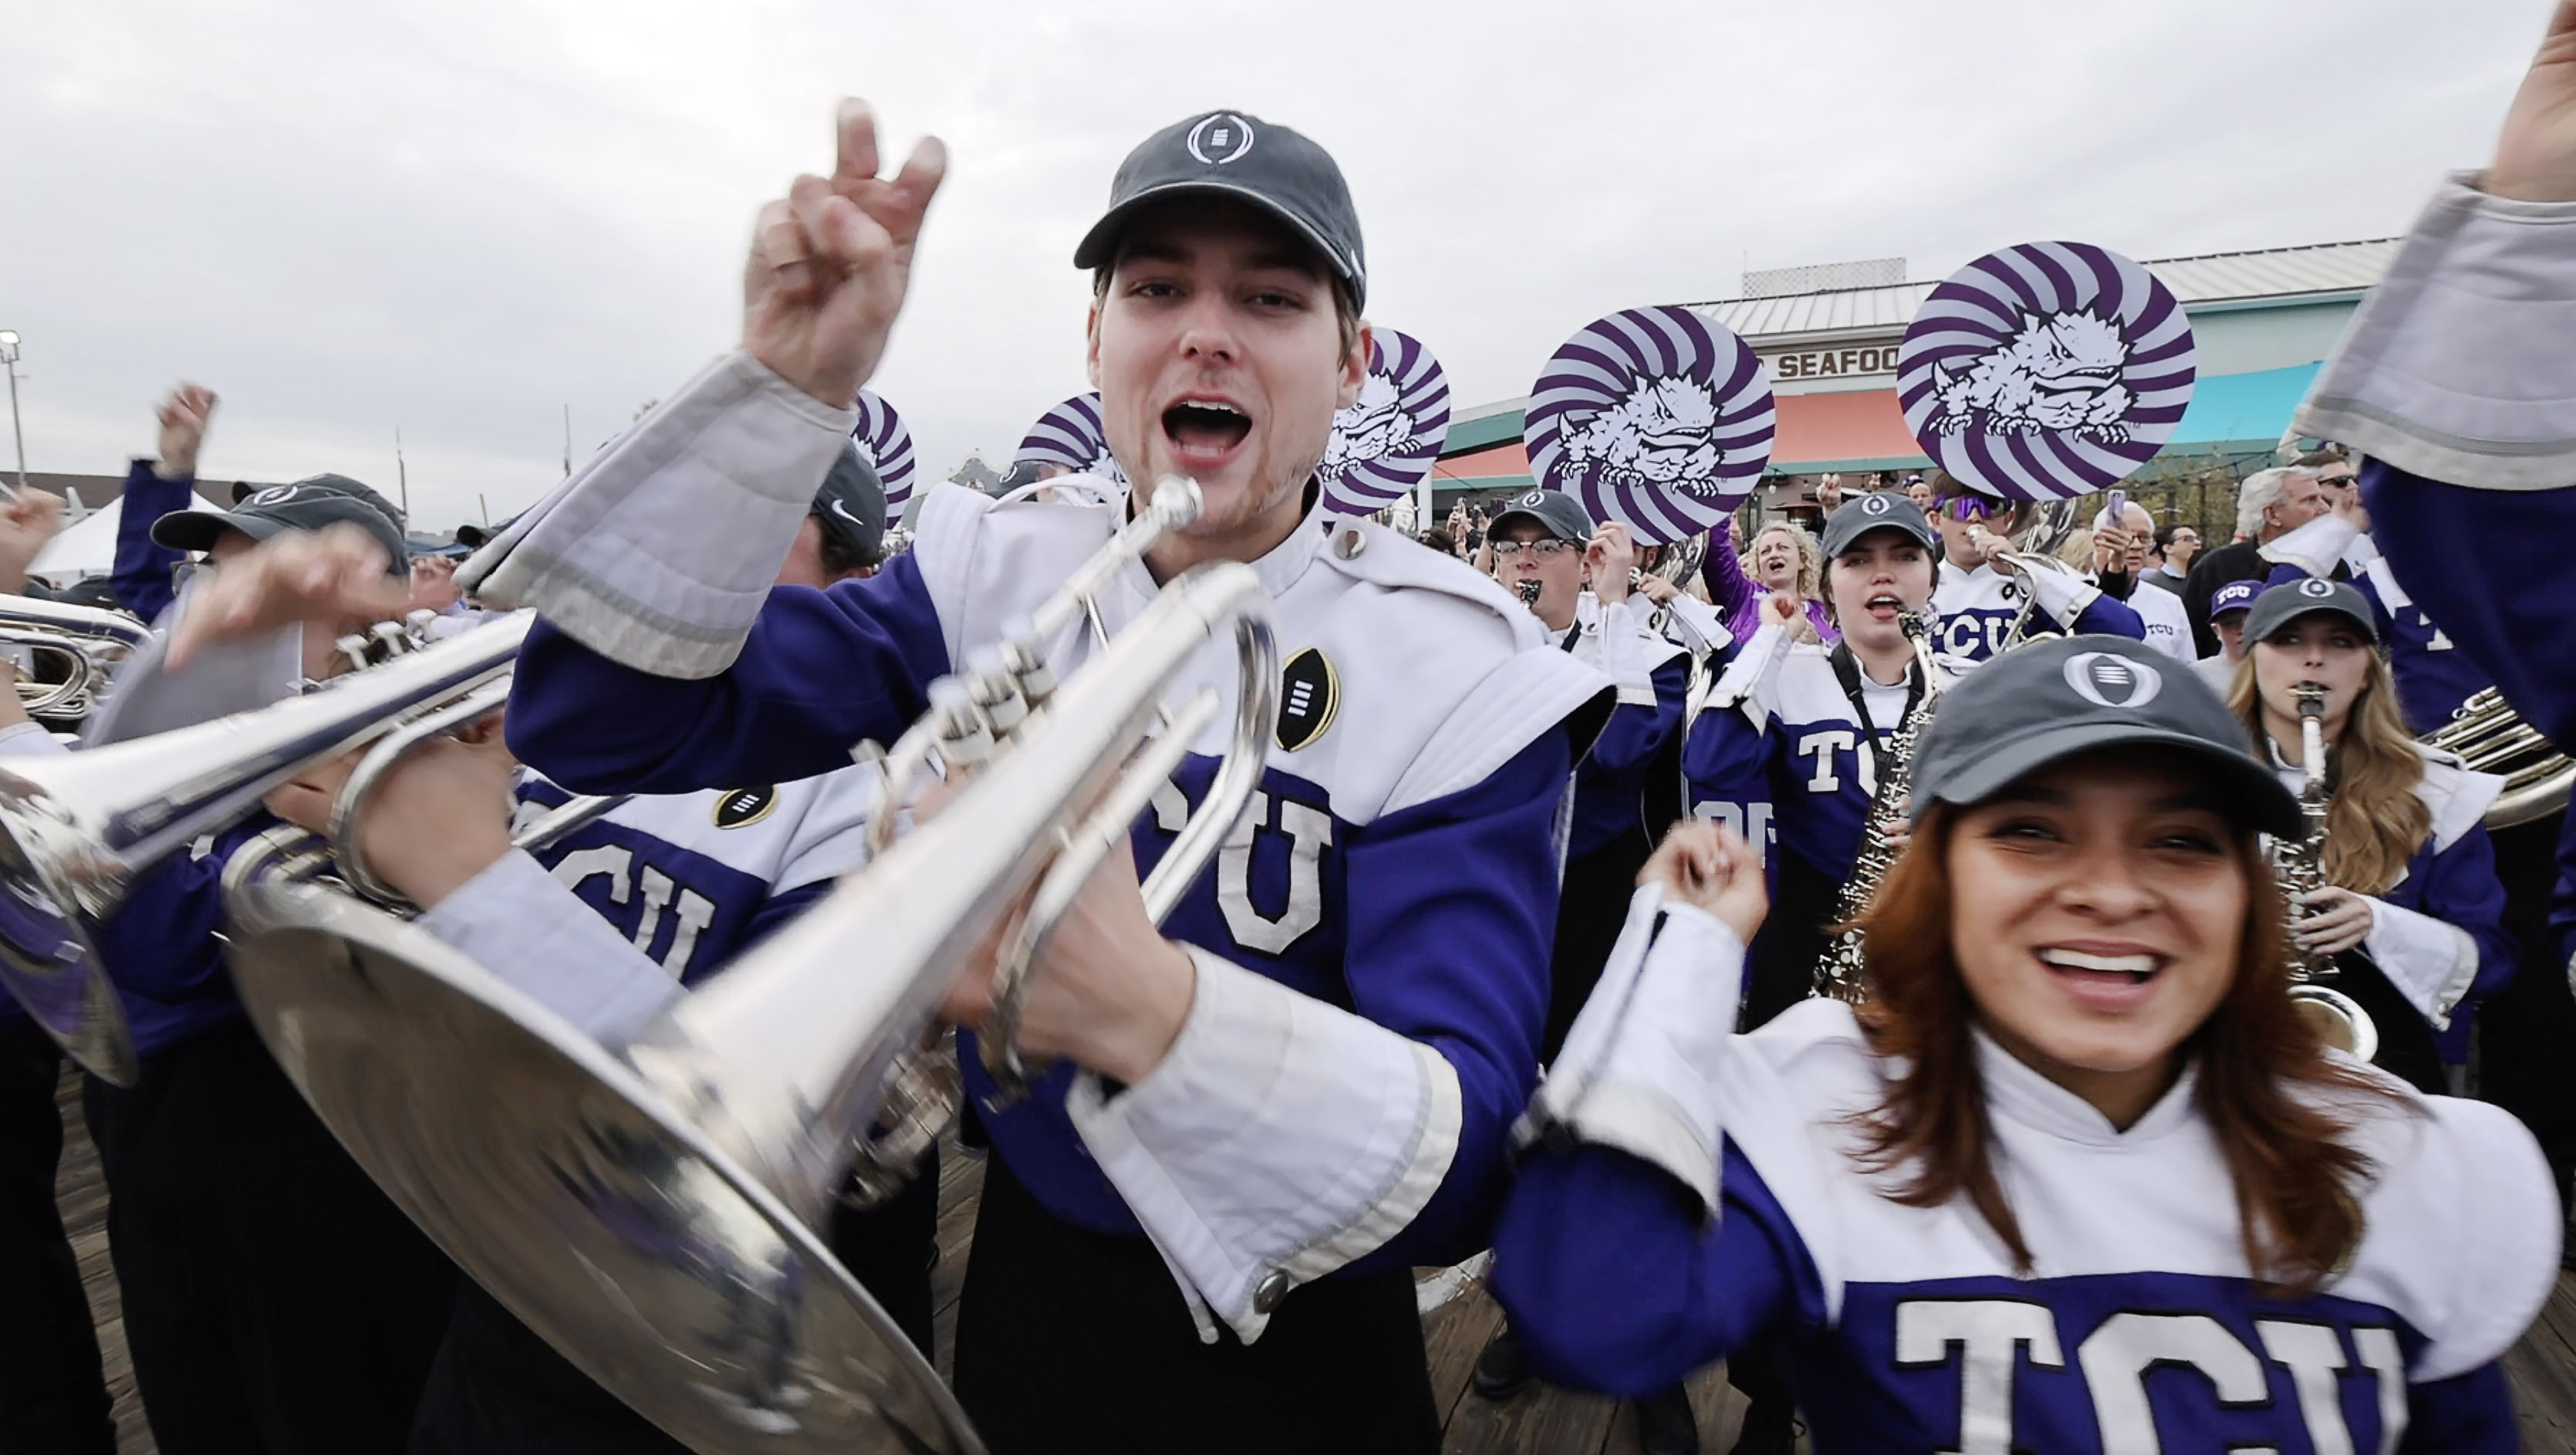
2230, 580, 2515, 1090
58, 488, 462, 1455
0, 488, 120, 1455
2252, 491, 2498, 737
1496, 635, 2559, 1450
147, 444, 934, 1455
1473, 491, 1697, 1450
1923, 473, 2145, 662
1683, 491, 1950, 1030
222, 102, 1613, 1453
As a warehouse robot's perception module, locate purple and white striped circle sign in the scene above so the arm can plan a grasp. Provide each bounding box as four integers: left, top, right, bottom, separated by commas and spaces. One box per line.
1015, 391, 1132, 491
1319, 329, 1452, 518
1524, 306, 1774, 545
852, 390, 919, 508
1897, 241, 2196, 501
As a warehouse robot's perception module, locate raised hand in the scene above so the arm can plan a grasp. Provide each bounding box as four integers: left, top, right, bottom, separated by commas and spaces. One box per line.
1640, 821, 1769, 944
0, 490, 63, 596
154, 383, 219, 482
1587, 522, 1638, 604
164, 524, 412, 670
2493, 0, 2576, 202
265, 717, 518, 910
743, 100, 948, 409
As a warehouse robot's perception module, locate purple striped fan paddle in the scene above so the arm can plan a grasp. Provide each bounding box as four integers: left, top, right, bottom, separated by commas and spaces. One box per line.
1318, 329, 1452, 518
1015, 391, 1133, 492
1524, 306, 1774, 545
852, 390, 919, 508
1897, 241, 2196, 501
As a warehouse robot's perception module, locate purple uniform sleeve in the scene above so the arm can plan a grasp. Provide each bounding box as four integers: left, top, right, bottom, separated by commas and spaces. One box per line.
2554, 811, 2576, 981
2361, 462, 2576, 744
1682, 699, 1778, 856
111, 460, 190, 622
1697, 528, 1762, 634
2402, 1362, 2520, 1453
1493, 1142, 1819, 1398
2392, 825, 2517, 1062
505, 552, 952, 795
1585, 657, 1688, 779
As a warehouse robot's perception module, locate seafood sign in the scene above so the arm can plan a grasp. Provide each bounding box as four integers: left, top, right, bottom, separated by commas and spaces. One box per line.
1524, 306, 1774, 545
1897, 242, 2195, 501
1319, 328, 1452, 518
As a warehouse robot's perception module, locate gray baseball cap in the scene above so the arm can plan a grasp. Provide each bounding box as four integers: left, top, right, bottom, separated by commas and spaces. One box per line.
2241, 578, 2378, 647
152, 480, 411, 579
1821, 492, 1938, 557
1073, 110, 1367, 311
1487, 488, 1595, 544
1909, 634, 2300, 838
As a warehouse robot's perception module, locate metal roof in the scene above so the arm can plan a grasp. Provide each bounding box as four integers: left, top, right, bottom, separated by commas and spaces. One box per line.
1690, 238, 2399, 342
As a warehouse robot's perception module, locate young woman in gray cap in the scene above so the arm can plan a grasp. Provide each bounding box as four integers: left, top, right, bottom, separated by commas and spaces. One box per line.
2228, 579, 2515, 1092
1492, 633, 2557, 1451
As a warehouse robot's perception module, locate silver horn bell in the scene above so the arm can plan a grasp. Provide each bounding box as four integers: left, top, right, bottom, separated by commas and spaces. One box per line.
221, 479, 1279, 1453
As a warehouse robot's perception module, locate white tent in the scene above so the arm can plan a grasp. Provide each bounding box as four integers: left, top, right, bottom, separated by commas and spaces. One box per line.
29, 498, 123, 584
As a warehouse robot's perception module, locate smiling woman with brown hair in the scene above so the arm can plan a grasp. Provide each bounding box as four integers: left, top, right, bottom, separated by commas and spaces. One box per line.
1494, 634, 2557, 1451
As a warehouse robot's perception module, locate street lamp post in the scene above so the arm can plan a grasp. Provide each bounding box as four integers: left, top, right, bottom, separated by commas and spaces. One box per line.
0, 331, 24, 495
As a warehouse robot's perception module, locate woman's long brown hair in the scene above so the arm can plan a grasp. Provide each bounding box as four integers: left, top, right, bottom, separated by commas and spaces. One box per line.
2227, 649, 2430, 895
1845, 807, 2402, 1293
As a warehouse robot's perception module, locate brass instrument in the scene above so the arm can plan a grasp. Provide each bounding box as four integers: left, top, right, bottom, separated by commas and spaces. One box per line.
2420, 686, 2573, 829
215, 477, 1279, 1453
0, 613, 532, 1084
1987, 547, 2100, 654
1813, 608, 1942, 1001
0, 595, 151, 723
2274, 684, 2379, 1060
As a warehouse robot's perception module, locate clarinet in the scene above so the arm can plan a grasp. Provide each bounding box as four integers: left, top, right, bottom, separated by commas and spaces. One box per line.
1515, 580, 1543, 608
2272, 684, 2380, 1058
1813, 609, 1943, 1002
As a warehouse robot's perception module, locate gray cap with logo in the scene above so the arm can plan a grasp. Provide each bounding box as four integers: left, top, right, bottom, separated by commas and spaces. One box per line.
152, 479, 412, 579
2240, 578, 2378, 647
1908, 634, 2300, 838
1073, 110, 1367, 311
812, 441, 887, 564
1487, 488, 1596, 545
1821, 491, 1940, 557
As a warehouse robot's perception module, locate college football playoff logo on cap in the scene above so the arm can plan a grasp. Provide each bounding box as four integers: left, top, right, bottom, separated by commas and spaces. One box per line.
713, 785, 778, 829
2062, 651, 2163, 709
2297, 578, 2335, 599
1860, 495, 1893, 517
247, 485, 302, 508
1275, 646, 1340, 752
1187, 113, 1256, 165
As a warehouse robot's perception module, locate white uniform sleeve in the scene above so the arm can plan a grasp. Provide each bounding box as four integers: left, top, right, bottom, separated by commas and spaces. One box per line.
1522, 885, 1742, 1210
2023, 562, 2102, 625
2258, 513, 2364, 579
1063, 944, 1462, 1344
2409, 1098, 2561, 1380
411, 849, 685, 1043
1590, 598, 1661, 707
1703, 620, 1794, 727
1657, 592, 1731, 658
0, 721, 69, 758
2362, 898, 2482, 1030
459, 353, 859, 677
2293, 174, 2576, 491
768, 768, 878, 894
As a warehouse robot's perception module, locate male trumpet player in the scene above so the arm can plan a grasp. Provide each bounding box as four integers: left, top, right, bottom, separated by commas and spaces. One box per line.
174, 103, 1611, 1453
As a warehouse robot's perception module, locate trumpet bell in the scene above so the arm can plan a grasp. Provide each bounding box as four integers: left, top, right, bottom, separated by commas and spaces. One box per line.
225, 876, 981, 1454
0, 810, 136, 1084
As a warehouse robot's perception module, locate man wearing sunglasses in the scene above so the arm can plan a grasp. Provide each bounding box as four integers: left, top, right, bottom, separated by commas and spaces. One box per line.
1922, 475, 2145, 663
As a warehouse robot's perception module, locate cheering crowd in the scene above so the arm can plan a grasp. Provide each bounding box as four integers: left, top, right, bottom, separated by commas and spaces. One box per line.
6, 6, 2576, 1454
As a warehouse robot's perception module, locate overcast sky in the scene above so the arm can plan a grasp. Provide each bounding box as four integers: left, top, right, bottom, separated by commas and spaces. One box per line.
0, 0, 2548, 529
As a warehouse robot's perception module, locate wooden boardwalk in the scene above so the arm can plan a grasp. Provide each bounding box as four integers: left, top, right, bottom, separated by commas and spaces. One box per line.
46, 1065, 2576, 1453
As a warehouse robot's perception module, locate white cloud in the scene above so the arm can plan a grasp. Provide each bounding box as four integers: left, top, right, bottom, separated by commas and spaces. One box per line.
0, 0, 2547, 528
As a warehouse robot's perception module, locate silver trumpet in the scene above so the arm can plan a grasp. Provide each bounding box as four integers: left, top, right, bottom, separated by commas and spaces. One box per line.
217, 477, 1279, 1454
0, 613, 530, 1083
0, 594, 153, 723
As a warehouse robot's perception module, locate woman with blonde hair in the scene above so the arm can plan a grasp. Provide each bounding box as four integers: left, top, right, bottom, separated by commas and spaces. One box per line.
1495, 634, 2555, 1449
1699, 515, 1835, 645
2228, 579, 2516, 1091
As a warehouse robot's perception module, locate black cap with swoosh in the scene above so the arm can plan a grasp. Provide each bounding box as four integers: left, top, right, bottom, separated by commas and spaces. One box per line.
813, 441, 886, 565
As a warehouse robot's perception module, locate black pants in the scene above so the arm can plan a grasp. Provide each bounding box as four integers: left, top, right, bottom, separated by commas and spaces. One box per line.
82, 1018, 457, 1455
0, 1017, 116, 1455
1543, 828, 1659, 1063
2474, 812, 2576, 1201
954, 1150, 1440, 1455
407, 1146, 940, 1454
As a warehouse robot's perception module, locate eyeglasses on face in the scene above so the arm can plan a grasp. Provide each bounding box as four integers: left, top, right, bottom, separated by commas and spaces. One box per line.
1491, 539, 1578, 559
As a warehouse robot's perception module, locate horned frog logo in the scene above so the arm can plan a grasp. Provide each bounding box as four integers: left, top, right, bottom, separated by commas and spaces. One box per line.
1321, 372, 1420, 476
1929, 309, 2136, 444
1558, 375, 1724, 495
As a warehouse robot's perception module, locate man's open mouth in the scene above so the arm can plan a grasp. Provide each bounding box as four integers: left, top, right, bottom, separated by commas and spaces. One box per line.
1163, 399, 1252, 457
